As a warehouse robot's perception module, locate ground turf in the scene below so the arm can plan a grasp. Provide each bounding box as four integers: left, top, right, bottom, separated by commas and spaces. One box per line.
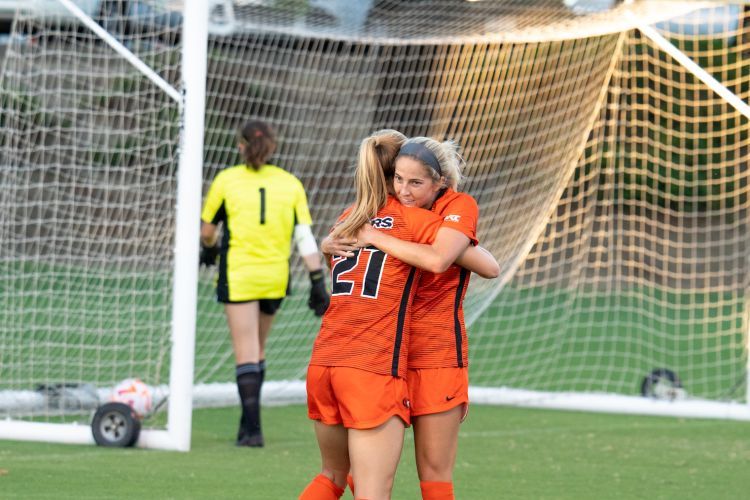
2, 404, 748, 499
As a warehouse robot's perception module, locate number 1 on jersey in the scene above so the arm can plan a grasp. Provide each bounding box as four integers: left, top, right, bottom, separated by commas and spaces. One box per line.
331, 247, 386, 298
259, 187, 266, 224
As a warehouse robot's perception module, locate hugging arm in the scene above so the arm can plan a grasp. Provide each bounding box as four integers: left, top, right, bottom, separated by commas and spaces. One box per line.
320, 234, 358, 259
356, 224, 499, 278
454, 245, 500, 279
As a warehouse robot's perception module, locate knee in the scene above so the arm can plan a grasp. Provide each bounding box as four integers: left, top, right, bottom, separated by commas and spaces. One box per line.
352, 471, 395, 500
416, 451, 453, 482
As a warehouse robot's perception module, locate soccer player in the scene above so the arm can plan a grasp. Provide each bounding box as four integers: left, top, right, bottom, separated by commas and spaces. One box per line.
300, 130, 494, 500
299, 129, 437, 500
331, 136, 498, 499
200, 120, 329, 447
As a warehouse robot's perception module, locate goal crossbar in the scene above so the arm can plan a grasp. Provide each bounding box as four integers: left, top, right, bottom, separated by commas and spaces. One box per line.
55, 0, 181, 103
635, 18, 750, 120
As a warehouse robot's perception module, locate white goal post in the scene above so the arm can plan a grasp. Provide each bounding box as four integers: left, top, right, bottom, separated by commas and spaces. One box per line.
0, 0, 209, 451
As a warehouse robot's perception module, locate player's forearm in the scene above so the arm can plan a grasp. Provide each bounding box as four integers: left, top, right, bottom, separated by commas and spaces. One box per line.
367, 230, 451, 274
301, 252, 323, 272
455, 245, 500, 278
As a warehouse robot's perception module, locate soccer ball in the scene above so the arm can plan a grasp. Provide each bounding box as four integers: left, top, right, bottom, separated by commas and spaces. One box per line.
111, 378, 153, 418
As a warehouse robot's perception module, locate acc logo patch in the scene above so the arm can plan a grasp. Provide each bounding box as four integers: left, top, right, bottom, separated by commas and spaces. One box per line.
444, 214, 461, 223
371, 216, 394, 229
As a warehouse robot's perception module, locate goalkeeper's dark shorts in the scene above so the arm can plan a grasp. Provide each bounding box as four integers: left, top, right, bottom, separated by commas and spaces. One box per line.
218, 297, 283, 315
259, 298, 283, 315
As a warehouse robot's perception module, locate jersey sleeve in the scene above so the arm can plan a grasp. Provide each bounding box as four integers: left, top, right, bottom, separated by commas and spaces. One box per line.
201, 172, 226, 224
405, 206, 444, 245
440, 194, 479, 245
293, 178, 313, 226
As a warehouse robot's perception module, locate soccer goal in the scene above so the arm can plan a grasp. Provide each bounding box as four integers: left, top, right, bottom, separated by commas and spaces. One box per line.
0, 0, 210, 450
1, 0, 749, 451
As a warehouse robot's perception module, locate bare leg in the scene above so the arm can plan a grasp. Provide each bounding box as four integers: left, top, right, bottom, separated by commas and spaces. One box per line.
314, 421, 350, 488
349, 416, 405, 499
226, 302, 264, 445
413, 406, 462, 482
258, 311, 275, 361
225, 302, 261, 364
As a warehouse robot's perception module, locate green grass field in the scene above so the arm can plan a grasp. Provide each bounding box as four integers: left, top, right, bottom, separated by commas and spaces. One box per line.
2, 404, 749, 499
469, 286, 747, 400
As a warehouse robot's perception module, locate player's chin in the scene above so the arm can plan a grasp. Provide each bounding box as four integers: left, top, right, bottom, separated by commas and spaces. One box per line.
399, 199, 416, 207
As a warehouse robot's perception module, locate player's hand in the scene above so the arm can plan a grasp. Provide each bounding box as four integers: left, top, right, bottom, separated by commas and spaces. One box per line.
308, 269, 330, 317
321, 235, 358, 258
199, 243, 220, 267
354, 224, 378, 247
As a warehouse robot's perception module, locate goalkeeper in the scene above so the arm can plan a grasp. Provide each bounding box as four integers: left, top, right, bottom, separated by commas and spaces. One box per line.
200, 120, 329, 448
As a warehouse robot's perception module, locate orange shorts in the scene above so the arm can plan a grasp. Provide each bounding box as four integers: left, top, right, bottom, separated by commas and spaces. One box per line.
407, 367, 469, 419
306, 365, 411, 429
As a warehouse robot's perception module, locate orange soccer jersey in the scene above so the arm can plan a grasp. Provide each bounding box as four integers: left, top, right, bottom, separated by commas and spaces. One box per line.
310, 196, 442, 378
408, 189, 479, 369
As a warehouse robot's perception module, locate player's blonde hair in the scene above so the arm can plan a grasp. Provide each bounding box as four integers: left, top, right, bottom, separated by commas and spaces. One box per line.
398, 136, 464, 190
332, 129, 406, 239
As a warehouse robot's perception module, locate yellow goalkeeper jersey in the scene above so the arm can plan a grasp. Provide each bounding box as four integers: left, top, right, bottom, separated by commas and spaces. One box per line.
201, 163, 313, 302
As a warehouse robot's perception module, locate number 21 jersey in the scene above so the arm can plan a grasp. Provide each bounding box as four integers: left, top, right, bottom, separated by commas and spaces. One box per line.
310, 196, 442, 378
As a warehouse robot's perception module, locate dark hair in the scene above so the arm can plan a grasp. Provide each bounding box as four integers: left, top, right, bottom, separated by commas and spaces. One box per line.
237, 120, 277, 169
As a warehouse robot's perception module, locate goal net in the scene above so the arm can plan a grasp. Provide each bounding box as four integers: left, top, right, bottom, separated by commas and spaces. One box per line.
469, 2, 750, 419
1, 0, 748, 449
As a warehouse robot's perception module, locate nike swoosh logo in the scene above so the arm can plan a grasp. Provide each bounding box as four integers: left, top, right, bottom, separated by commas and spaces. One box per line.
446, 395, 456, 401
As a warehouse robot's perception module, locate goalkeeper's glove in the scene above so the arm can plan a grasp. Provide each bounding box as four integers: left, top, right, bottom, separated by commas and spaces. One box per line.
308, 269, 330, 317
199, 243, 220, 267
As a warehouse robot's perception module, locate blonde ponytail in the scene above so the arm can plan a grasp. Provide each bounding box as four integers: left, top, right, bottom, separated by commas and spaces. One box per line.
333, 129, 406, 238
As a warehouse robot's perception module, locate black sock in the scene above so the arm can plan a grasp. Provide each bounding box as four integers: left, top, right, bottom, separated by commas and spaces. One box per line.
236, 363, 263, 437
259, 359, 266, 384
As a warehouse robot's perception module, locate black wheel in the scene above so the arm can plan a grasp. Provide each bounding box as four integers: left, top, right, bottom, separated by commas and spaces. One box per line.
91, 402, 141, 447
640, 368, 684, 400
